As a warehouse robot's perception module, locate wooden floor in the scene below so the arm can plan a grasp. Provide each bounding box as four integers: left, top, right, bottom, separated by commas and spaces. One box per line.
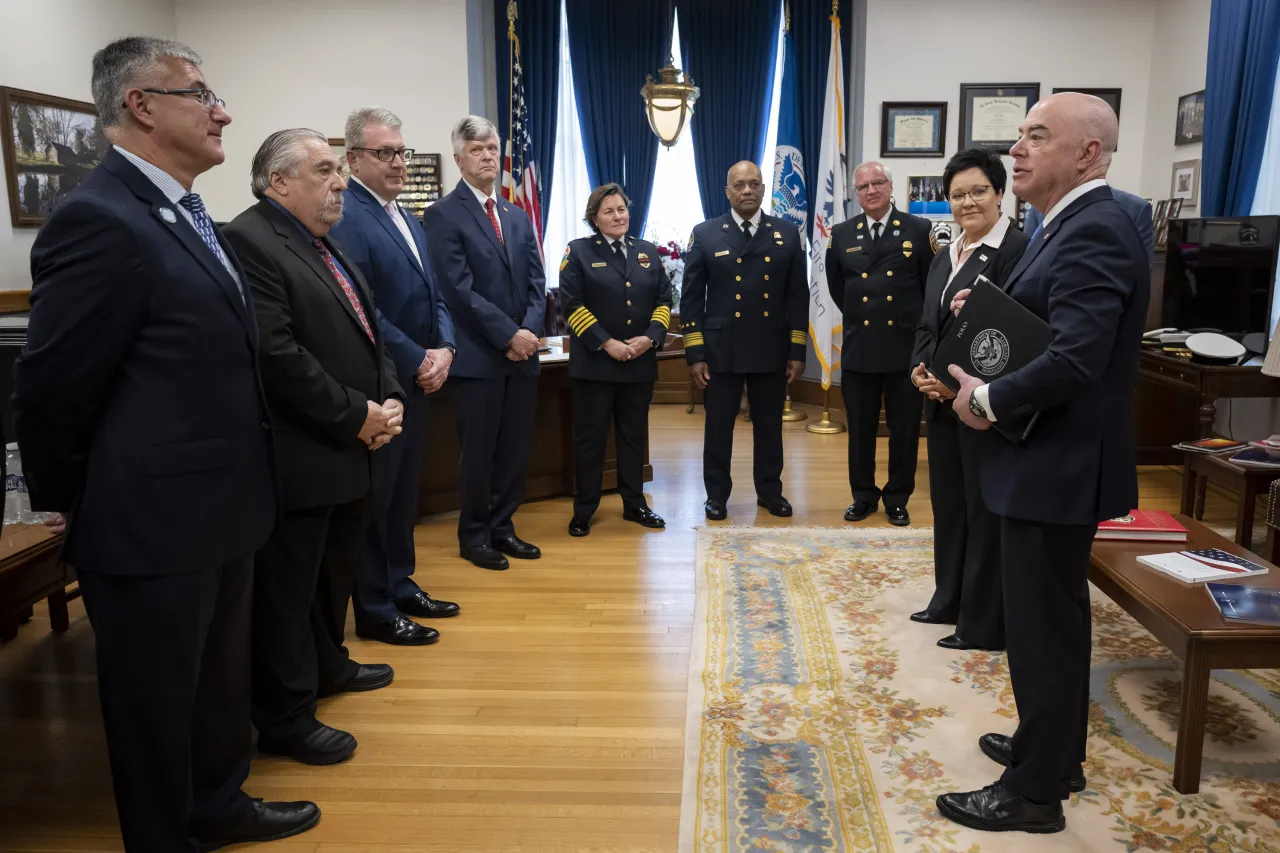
0, 404, 1246, 852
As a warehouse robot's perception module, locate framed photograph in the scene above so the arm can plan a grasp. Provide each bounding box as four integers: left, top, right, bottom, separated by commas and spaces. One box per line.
958, 83, 1040, 153
1013, 196, 1034, 231
1053, 87, 1121, 148
1153, 199, 1172, 251
907, 175, 950, 218
1, 86, 109, 228
880, 101, 946, 158
930, 220, 957, 249
1170, 159, 1200, 209
397, 153, 442, 217
1176, 90, 1204, 145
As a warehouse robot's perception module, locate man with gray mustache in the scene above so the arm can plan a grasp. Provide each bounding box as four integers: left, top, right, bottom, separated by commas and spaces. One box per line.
223, 129, 404, 766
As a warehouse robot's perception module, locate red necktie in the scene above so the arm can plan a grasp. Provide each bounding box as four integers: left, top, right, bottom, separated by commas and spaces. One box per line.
485, 198, 504, 245
312, 238, 374, 342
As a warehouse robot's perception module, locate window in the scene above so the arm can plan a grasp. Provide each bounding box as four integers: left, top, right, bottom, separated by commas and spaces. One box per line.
542, 0, 593, 290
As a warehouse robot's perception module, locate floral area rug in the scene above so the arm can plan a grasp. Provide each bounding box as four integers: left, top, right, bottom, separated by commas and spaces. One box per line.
679, 526, 1280, 852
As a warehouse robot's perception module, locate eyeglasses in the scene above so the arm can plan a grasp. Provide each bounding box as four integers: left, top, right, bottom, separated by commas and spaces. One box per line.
352, 147, 416, 163
854, 178, 889, 193
139, 88, 225, 110
948, 185, 994, 205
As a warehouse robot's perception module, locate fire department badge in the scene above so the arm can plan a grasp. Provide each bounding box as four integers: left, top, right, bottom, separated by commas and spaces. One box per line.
637, 252, 651, 269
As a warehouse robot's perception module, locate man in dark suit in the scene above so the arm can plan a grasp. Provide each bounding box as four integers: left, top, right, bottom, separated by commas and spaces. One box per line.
329, 107, 458, 647
223, 129, 402, 767
421, 115, 546, 571
826, 161, 936, 527
13, 37, 318, 852
937, 93, 1149, 833
1024, 186, 1154, 261
682, 161, 807, 521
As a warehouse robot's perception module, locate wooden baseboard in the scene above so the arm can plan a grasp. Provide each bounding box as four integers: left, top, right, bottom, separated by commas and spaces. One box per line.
0, 290, 30, 314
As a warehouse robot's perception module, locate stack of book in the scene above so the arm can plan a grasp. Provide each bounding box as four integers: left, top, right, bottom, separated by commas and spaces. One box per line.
1206, 583, 1280, 626
1174, 438, 1245, 454
1095, 509, 1188, 542
1139, 548, 1269, 584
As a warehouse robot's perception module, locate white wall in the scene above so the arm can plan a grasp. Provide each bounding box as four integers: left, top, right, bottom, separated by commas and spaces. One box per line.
174, 0, 471, 222
861, 0, 1161, 215
0, 0, 176, 290
1140, 0, 1210, 204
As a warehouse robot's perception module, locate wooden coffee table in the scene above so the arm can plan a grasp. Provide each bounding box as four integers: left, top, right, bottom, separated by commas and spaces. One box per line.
1089, 515, 1280, 794
1180, 451, 1280, 547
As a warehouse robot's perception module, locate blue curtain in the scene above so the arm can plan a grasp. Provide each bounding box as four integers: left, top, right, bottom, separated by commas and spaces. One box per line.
677, 0, 783, 219
564, 0, 671, 235
494, 0, 561, 236
787, 0, 852, 224
1201, 0, 1280, 216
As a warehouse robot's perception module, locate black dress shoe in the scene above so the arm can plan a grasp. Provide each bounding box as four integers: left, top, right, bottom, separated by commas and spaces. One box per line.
258, 724, 356, 766
705, 499, 727, 520
936, 781, 1065, 833
493, 534, 541, 559
979, 733, 1086, 794
910, 610, 952, 625
886, 506, 911, 526
844, 500, 876, 522
396, 590, 460, 619
756, 496, 793, 517
937, 633, 1004, 652
569, 515, 591, 537
196, 799, 321, 852
357, 615, 439, 646
623, 506, 666, 528
461, 545, 510, 570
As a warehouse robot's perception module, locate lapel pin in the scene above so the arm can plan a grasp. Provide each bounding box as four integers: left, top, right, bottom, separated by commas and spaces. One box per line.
980, 253, 989, 262
722, 223, 730, 229
857, 222, 864, 230
857, 234, 864, 240
893, 229, 900, 236
893, 219, 901, 226
158, 207, 177, 224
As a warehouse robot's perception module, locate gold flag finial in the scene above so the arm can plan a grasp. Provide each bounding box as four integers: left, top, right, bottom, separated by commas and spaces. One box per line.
784, 0, 791, 32
507, 0, 517, 38
831, 0, 838, 17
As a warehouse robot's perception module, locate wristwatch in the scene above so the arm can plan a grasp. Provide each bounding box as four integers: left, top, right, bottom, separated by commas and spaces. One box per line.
440, 343, 456, 355
968, 394, 988, 420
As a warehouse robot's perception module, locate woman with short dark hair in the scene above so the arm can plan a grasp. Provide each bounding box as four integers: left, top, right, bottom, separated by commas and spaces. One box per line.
908, 148, 1030, 651
558, 183, 673, 536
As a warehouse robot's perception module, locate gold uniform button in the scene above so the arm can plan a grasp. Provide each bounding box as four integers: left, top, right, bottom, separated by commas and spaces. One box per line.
627, 300, 632, 306
887, 271, 894, 277
887, 295, 893, 302
763, 293, 769, 299
627, 319, 632, 324
763, 311, 769, 317
764, 256, 771, 262
735, 312, 741, 318
736, 258, 742, 264
763, 274, 769, 281
863, 320, 870, 326
735, 293, 741, 300
888, 320, 894, 326
626, 282, 631, 287
862, 296, 868, 303
861, 273, 868, 279
736, 275, 742, 281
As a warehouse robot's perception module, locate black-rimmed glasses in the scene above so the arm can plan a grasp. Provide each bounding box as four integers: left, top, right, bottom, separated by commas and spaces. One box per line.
138, 88, 225, 110
351, 147, 416, 163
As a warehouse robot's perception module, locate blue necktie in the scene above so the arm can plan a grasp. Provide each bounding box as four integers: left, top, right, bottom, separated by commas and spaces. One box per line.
1029, 221, 1044, 246
179, 192, 243, 301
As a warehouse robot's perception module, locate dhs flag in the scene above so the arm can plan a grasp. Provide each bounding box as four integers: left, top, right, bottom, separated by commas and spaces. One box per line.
771, 18, 806, 235
807, 10, 847, 389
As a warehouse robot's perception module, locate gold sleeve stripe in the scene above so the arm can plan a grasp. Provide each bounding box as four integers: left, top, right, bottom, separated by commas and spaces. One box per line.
790, 331, 808, 344
684, 332, 704, 347
651, 307, 672, 328
568, 308, 598, 336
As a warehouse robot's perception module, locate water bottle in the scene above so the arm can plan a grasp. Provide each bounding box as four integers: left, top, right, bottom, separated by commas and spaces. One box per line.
4, 443, 27, 525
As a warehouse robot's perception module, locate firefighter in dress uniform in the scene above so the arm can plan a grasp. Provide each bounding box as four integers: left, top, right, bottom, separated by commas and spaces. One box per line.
681, 161, 807, 521
826, 161, 937, 526
558, 183, 672, 537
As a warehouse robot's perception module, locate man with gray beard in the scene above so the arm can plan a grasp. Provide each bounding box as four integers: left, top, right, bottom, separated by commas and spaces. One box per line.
223, 129, 404, 766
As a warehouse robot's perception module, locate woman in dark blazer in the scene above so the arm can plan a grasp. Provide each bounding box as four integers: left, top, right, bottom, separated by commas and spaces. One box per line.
909, 148, 1030, 651
558, 183, 673, 537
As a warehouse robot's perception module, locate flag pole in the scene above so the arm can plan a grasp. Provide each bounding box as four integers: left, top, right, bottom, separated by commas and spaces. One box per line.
806, 387, 845, 434
782, 394, 807, 421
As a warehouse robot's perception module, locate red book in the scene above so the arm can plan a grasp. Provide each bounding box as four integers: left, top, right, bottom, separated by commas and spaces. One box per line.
1095, 509, 1188, 541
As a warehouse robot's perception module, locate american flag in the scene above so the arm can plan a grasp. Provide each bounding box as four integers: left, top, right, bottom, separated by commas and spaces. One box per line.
1183, 549, 1268, 574
502, 1, 544, 258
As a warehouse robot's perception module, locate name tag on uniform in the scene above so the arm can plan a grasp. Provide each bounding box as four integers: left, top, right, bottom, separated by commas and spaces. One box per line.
591, 262, 607, 268
846, 246, 862, 253
714, 250, 730, 257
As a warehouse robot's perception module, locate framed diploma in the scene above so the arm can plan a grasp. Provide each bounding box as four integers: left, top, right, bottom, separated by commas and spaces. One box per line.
958, 83, 1040, 153
880, 101, 946, 158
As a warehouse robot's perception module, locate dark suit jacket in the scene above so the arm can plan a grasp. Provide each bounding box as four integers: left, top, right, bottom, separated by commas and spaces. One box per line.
14, 148, 276, 575
981, 186, 1150, 525
680, 213, 807, 374
912, 223, 1031, 419
1024, 187, 1154, 263
827, 207, 935, 373
223, 199, 403, 511
421, 180, 546, 379
328, 179, 454, 388
557, 235, 673, 382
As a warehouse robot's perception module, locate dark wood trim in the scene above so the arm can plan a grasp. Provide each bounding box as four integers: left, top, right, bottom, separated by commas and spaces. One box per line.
0, 290, 31, 314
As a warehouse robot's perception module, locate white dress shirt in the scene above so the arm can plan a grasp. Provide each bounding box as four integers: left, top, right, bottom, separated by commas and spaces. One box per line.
730, 207, 763, 235
945, 216, 1011, 303
972, 180, 1110, 421
604, 236, 628, 259
352, 176, 422, 267
865, 208, 893, 240
465, 179, 502, 241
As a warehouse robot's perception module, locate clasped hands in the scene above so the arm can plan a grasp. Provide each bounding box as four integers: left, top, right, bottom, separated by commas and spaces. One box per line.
688, 359, 804, 390
602, 337, 653, 362
358, 398, 405, 450
416, 347, 453, 393
505, 328, 540, 362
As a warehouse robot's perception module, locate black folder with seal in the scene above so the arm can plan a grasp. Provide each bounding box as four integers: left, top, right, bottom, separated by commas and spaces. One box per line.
929, 276, 1051, 443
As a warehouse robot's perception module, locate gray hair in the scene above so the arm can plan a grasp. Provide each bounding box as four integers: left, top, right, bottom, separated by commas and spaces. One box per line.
345, 106, 402, 149
450, 115, 499, 156
854, 161, 893, 184
91, 36, 203, 128
250, 128, 329, 199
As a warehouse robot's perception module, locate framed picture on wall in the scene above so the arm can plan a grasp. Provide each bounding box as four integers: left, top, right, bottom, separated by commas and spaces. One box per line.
1170, 159, 1200, 209
930, 220, 957, 250
1153, 199, 1172, 250
1052, 87, 1121, 147
1, 86, 109, 228
397, 153, 443, 218
880, 102, 946, 158
958, 82, 1040, 153
1013, 196, 1034, 231
1175, 90, 1204, 145
907, 175, 949, 217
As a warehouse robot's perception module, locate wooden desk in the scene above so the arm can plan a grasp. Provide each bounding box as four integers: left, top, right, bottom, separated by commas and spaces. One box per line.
1089, 516, 1280, 794
1134, 350, 1280, 466
1180, 451, 1280, 546
0, 524, 68, 641
418, 336, 685, 516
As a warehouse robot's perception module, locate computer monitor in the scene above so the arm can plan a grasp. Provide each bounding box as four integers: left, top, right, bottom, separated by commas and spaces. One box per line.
1161, 216, 1280, 343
